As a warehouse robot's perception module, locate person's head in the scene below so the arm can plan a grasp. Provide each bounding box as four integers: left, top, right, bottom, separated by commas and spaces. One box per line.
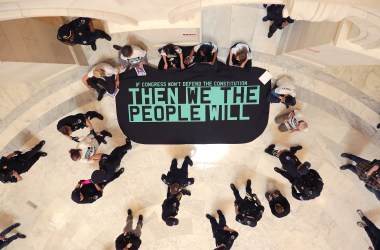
69, 149, 82, 161
297, 162, 311, 175
165, 217, 179, 226
91, 170, 106, 184
71, 191, 84, 203
57, 24, 72, 40
198, 44, 213, 58
275, 203, 285, 214
59, 125, 72, 136
235, 47, 248, 62
120, 45, 133, 58
297, 121, 309, 132
170, 183, 180, 194
244, 217, 257, 227
163, 44, 176, 55
93, 68, 106, 78
281, 95, 296, 106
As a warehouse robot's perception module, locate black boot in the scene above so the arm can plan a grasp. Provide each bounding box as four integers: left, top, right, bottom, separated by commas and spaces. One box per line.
264, 144, 276, 155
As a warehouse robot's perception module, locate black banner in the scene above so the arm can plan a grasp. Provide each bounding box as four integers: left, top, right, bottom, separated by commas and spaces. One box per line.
116, 62, 271, 144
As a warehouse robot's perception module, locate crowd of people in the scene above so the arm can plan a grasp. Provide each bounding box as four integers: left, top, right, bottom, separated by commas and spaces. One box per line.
0, 4, 379, 250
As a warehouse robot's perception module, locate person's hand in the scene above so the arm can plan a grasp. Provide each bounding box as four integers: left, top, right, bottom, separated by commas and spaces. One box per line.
126, 243, 133, 248
164, 63, 168, 70
184, 57, 190, 65
12, 170, 17, 176
180, 63, 185, 70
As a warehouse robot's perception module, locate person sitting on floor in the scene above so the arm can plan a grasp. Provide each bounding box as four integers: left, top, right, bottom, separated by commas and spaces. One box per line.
184, 42, 218, 66
267, 76, 296, 107
158, 43, 187, 70
226, 43, 252, 69
113, 44, 148, 69
274, 109, 308, 133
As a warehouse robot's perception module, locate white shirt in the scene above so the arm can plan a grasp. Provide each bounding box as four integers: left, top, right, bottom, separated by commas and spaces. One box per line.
120, 45, 147, 65
76, 134, 99, 163
285, 110, 307, 131
230, 43, 252, 60
193, 43, 218, 54
160, 46, 182, 58
87, 63, 118, 78
275, 77, 296, 97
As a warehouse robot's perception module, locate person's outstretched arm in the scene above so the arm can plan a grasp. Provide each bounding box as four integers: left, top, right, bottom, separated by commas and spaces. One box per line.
211, 48, 218, 65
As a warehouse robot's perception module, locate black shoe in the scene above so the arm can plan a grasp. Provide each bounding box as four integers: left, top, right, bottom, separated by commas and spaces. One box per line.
263, 4, 267, 8
274, 167, 281, 173
377, 123, 380, 129
113, 45, 122, 50
12, 223, 21, 228
37, 140, 46, 148
39, 152, 48, 157
185, 156, 193, 166
268, 32, 274, 38
181, 189, 191, 196
206, 214, 213, 220
118, 168, 125, 175
14, 151, 22, 155
16, 233, 26, 239
264, 144, 275, 155
217, 210, 223, 216
103, 33, 112, 41
246, 179, 252, 193
341, 153, 350, 158
340, 164, 352, 170
92, 112, 104, 120
138, 214, 143, 221
97, 90, 105, 101
125, 139, 132, 150
128, 209, 132, 216
101, 130, 112, 138
172, 159, 178, 165
262, 16, 269, 22
230, 183, 237, 191
91, 43, 97, 51
290, 145, 303, 151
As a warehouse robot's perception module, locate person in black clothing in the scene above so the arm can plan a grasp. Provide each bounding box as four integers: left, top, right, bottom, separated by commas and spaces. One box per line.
161, 187, 190, 226
0, 223, 26, 249
265, 190, 290, 218
264, 144, 311, 178
357, 209, 380, 250
274, 167, 323, 200
90, 138, 132, 184
206, 210, 239, 250
158, 44, 192, 70
0, 141, 47, 183
57, 111, 104, 142
115, 209, 143, 250
262, 4, 294, 38
230, 179, 264, 227
71, 169, 124, 204
57, 17, 111, 51
161, 156, 194, 195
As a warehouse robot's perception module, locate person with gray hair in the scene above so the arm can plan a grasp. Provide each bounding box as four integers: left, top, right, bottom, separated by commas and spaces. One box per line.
274, 109, 308, 133
113, 44, 148, 69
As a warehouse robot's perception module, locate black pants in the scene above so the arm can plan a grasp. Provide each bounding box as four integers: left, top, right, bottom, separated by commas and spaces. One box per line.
158, 46, 193, 69
277, 168, 296, 184
109, 143, 129, 167
99, 169, 123, 188
208, 211, 226, 235
15, 143, 43, 173
89, 130, 106, 145
0, 224, 20, 249
169, 158, 191, 178
87, 76, 116, 95
89, 29, 110, 46
362, 216, 380, 249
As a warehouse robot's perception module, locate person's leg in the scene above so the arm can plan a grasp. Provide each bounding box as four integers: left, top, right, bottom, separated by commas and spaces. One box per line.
103, 168, 124, 188
132, 217, 143, 237
365, 185, 380, 201
0, 234, 20, 248
266, 92, 281, 103
22, 141, 45, 160
85, 111, 103, 120
339, 164, 357, 173
22, 153, 41, 173
268, 23, 279, 38
230, 184, 243, 204
278, 124, 289, 132
123, 215, 134, 233
341, 153, 368, 164
170, 159, 178, 172
92, 29, 111, 41
0, 224, 20, 237
181, 156, 193, 177
274, 167, 296, 183
364, 227, 378, 249
289, 145, 302, 154
109, 139, 132, 165
158, 58, 165, 70
217, 210, 226, 227
245, 179, 252, 195
206, 214, 219, 234
274, 112, 290, 124
362, 216, 380, 236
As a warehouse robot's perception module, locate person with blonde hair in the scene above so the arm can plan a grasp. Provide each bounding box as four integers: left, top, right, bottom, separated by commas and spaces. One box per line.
226, 43, 252, 69
81, 63, 122, 101
274, 109, 308, 133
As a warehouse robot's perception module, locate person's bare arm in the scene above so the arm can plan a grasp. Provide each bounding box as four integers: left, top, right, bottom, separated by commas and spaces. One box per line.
210, 49, 218, 65
179, 52, 185, 69
162, 55, 168, 70
6, 152, 16, 159
367, 165, 379, 176
228, 50, 234, 66
184, 49, 195, 64
81, 75, 94, 91
223, 226, 236, 232
240, 57, 248, 68
12, 171, 22, 182
94, 183, 103, 192
88, 153, 103, 161
115, 69, 120, 89
88, 19, 95, 32
234, 205, 239, 215
86, 119, 94, 131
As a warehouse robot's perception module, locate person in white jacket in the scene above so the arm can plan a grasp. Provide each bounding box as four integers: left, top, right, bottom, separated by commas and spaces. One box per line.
267, 76, 296, 107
